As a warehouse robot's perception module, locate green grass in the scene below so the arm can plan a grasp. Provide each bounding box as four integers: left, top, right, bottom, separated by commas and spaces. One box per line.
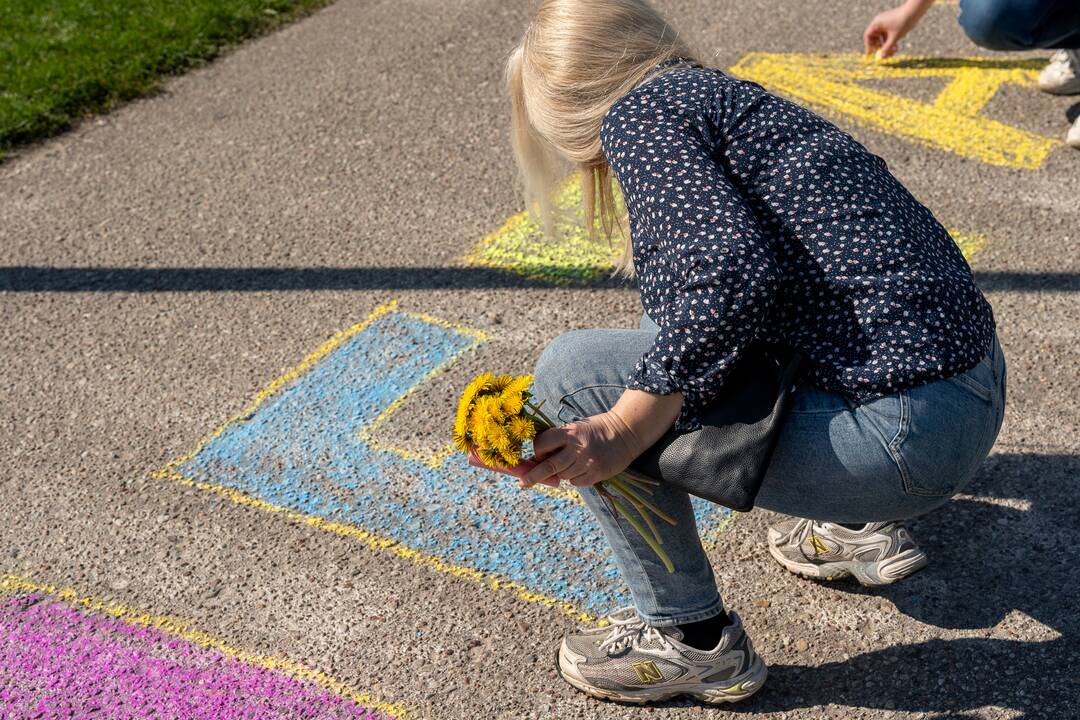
0, 0, 333, 159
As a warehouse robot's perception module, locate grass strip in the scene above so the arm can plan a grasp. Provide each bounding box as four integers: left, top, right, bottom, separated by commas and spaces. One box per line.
0, 0, 334, 159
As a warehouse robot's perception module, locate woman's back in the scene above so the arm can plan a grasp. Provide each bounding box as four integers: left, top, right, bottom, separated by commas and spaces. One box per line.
601, 64, 994, 414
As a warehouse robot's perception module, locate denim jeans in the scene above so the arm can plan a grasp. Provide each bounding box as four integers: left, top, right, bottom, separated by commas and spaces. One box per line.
531, 315, 1006, 626
958, 0, 1080, 50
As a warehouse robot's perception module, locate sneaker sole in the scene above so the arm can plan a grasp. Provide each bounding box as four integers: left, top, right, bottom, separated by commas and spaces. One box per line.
556, 646, 768, 705
767, 536, 928, 587
1038, 80, 1080, 95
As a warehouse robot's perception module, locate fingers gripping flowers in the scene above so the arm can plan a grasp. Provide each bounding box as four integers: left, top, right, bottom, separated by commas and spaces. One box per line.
453, 372, 678, 572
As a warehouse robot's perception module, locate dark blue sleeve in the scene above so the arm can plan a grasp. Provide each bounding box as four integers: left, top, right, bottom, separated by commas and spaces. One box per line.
602, 92, 780, 430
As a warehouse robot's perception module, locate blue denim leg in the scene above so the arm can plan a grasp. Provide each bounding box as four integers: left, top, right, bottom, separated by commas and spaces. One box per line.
531, 317, 1006, 622
959, 0, 1080, 50
531, 325, 724, 627
756, 336, 1006, 522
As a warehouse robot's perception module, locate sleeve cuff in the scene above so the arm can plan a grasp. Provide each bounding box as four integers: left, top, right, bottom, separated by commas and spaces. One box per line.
625, 361, 704, 432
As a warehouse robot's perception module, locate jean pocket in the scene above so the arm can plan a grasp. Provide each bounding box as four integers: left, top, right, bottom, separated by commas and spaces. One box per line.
946, 368, 993, 402
944, 351, 996, 402
895, 376, 995, 498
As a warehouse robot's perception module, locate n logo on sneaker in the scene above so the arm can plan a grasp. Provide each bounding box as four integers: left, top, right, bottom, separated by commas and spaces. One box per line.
809, 534, 832, 555
632, 661, 665, 684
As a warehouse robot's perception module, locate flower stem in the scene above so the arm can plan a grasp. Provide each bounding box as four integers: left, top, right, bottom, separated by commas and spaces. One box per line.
620, 486, 662, 545
614, 473, 655, 496
526, 400, 556, 429
620, 468, 660, 486
605, 491, 675, 574
608, 476, 678, 526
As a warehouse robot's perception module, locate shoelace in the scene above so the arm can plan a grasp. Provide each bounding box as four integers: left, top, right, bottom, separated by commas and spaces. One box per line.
1048, 49, 1080, 74
597, 607, 671, 655
784, 517, 817, 548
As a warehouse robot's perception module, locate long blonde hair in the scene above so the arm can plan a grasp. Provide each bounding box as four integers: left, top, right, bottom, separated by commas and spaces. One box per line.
507, 0, 697, 275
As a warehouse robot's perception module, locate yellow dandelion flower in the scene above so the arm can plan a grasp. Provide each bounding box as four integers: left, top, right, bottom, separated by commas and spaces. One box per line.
499, 389, 524, 416
477, 446, 505, 469
461, 372, 496, 409
470, 411, 493, 449
484, 422, 513, 454
505, 374, 533, 398
476, 394, 506, 425
490, 374, 514, 393
452, 396, 473, 452
497, 442, 522, 468
507, 415, 536, 443
498, 374, 532, 416
452, 425, 470, 453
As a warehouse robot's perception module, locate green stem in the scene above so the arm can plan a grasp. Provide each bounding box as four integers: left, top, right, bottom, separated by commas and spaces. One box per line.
614, 473, 655, 496
621, 487, 662, 545
596, 486, 620, 516
608, 476, 678, 527
607, 493, 675, 574
526, 400, 556, 429
620, 468, 660, 486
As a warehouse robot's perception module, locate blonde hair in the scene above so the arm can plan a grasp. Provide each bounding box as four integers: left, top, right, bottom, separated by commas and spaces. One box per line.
507, 0, 697, 275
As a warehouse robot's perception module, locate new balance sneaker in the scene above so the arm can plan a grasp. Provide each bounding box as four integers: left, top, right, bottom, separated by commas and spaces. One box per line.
767, 518, 928, 587
1068, 115, 1080, 149
556, 607, 766, 705
1038, 49, 1080, 95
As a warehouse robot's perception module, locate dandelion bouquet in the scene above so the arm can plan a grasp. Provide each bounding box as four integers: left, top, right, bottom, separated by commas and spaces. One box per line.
453, 372, 678, 572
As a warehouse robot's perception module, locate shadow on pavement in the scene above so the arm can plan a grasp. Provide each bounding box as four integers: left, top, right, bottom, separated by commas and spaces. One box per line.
656, 453, 1077, 717
753, 452, 1079, 717
2, 266, 1079, 293
0, 265, 628, 292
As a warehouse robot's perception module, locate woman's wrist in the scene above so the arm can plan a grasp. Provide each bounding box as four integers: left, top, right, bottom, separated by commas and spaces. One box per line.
901, 0, 935, 22
608, 388, 684, 456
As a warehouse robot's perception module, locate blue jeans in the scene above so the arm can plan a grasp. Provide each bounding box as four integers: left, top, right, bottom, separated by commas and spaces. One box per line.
531, 315, 1006, 626
959, 0, 1080, 50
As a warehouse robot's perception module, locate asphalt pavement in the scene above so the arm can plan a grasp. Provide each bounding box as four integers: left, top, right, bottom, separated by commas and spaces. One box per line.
1, 0, 1077, 718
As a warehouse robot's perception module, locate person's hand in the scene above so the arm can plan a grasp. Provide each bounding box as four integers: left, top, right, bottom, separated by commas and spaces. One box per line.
520, 411, 644, 489
863, 1, 930, 58
466, 448, 561, 487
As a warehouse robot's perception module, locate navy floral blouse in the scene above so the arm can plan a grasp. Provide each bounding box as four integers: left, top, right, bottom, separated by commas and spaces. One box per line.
600, 63, 995, 430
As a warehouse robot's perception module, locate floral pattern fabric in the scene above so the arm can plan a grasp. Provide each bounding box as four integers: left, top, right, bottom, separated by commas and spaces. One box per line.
600, 65, 995, 430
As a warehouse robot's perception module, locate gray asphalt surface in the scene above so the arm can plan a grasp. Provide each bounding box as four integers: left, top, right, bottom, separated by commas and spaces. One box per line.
1, 0, 1078, 718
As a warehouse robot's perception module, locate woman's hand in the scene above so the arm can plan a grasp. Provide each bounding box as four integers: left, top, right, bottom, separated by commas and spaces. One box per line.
863, 0, 934, 58
522, 411, 642, 488
521, 389, 685, 488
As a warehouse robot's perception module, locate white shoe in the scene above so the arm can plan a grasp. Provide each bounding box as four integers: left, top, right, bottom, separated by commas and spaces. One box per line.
557, 608, 767, 704
1068, 115, 1080, 149
767, 518, 928, 587
1038, 50, 1080, 95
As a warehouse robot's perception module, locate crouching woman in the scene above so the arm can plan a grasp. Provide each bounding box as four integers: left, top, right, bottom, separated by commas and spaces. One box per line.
509, 0, 1006, 705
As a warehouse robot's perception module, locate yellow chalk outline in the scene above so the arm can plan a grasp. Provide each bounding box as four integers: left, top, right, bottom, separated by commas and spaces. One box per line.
0, 573, 408, 719
154, 300, 599, 625
356, 309, 489, 469
949, 228, 988, 259
461, 177, 622, 285
729, 53, 1059, 170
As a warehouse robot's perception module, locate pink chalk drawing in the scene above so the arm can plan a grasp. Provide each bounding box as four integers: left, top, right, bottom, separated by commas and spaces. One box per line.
0, 593, 396, 719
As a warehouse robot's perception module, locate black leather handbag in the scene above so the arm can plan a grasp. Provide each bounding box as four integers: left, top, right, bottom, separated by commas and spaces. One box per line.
630, 343, 803, 512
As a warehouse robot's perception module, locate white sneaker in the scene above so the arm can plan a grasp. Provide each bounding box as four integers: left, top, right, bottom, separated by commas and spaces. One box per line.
557, 608, 767, 704
1038, 50, 1080, 95
767, 518, 928, 587
1068, 115, 1080, 148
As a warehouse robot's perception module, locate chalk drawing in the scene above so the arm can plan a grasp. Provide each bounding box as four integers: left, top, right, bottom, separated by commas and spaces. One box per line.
0, 574, 403, 719
730, 53, 1058, 169
461, 178, 621, 284
156, 301, 732, 623
464, 175, 988, 282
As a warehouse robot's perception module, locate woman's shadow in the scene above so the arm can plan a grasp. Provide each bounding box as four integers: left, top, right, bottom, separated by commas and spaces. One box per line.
743, 452, 1079, 717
